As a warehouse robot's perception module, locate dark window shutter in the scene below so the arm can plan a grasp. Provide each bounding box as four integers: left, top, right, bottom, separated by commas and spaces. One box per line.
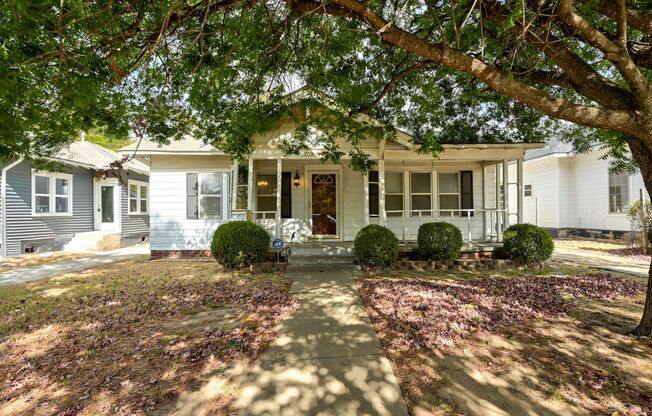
461, 171, 473, 217
281, 172, 292, 218
369, 170, 379, 216
187, 173, 199, 219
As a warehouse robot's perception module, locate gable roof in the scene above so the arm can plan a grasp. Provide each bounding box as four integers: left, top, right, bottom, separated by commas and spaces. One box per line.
524, 136, 574, 161
120, 136, 224, 155
54, 141, 149, 175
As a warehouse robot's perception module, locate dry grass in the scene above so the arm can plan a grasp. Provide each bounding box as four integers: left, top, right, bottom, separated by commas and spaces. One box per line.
555, 239, 651, 263
0, 259, 297, 415
0, 252, 94, 273
359, 267, 652, 416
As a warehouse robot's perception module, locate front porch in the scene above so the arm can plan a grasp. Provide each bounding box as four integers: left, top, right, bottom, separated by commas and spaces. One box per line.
230, 146, 531, 244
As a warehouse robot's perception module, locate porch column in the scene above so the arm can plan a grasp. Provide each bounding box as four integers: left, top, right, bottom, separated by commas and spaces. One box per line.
247, 158, 254, 213
378, 160, 386, 225
363, 170, 370, 226
503, 159, 510, 229
495, 162, 501, 240
276, 158, 282, 238
517, 158, 524, 224
231, 159, 238, 211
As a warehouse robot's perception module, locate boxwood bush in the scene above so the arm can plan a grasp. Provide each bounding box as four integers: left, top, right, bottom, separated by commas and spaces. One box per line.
354, 224, 399, 267
502, 223, 554, 264
211, 221, 270, 268
417, 222, 463, 261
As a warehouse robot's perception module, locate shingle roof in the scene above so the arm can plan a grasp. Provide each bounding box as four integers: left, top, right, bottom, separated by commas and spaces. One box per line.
524, 136, 574, 161
54, 141, 149, 174
119, 136, 223, 154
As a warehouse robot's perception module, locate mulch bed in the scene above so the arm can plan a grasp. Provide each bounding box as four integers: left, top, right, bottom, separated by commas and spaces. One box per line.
358, 274, 644, 352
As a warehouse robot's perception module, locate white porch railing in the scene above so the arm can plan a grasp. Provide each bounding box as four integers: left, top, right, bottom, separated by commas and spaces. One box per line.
385, 209, 507, 243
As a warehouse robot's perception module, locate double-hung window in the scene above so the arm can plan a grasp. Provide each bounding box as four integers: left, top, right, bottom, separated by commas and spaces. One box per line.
128, 180, 149, 214
385, 172, 404, 217
608, 171, 629, 213
255, 172, 292, 219
410, 172, 432, 217
32, 171, 73, 215
187, 173, 225, 219
438, 171, 474, 216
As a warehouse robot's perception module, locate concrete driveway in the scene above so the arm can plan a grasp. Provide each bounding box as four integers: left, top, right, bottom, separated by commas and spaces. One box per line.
0, 245, 149, 287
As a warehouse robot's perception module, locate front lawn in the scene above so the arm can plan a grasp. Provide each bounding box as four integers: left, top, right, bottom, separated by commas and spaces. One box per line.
0, 259, 298, 415
359, 267, 652, 415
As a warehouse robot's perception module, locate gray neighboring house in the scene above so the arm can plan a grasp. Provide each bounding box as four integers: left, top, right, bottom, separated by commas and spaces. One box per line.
0, 141, 150, 256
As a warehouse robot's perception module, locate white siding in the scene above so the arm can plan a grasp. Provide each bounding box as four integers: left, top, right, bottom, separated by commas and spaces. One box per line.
521, 157, 560, 228
521, 147, 650, 232
149, 155, 232, 251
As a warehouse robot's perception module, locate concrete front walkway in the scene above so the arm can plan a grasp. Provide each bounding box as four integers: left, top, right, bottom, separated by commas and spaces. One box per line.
552, 251, 650, 277
235, 267, 408, 416
0, 245, 149, 287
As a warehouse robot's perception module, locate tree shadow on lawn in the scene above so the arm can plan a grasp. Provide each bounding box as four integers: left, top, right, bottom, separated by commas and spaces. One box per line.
0, 260, 298, 416
359, 273, 652, 415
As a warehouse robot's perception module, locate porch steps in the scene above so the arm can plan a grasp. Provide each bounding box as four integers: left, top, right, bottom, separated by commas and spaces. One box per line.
64, 231, 121, 252
287, 243, 357, 271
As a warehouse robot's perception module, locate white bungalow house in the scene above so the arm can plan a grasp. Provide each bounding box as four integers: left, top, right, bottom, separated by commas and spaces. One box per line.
509, 137, 650, 239
121, 109, 541, 257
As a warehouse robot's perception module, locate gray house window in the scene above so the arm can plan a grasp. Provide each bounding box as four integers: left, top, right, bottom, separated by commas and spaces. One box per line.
524, 184, 532, 197
32, 171, 73, 215
609, 171, 629, 213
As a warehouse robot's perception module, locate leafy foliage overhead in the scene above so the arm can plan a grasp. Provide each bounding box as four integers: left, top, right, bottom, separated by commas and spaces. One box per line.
7, 0, 648, 162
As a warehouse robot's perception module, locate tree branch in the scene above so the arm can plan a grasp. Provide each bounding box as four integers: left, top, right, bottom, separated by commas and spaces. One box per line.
558, 0, 651, 111
359, 60, 435, 112
483, 0, 634, 110
580, 0, 652, 35
291, 0, 644, 137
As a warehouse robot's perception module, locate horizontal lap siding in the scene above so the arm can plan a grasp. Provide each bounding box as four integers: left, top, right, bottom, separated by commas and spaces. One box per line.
120, 171, 150, 239
342, 165, 365, 241
522, 158, 560, 229
149, 155, 231, 251
5, 161, 93, 255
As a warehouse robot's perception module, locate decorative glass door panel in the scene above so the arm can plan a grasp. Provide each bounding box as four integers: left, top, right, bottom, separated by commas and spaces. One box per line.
311, 173, 337, 236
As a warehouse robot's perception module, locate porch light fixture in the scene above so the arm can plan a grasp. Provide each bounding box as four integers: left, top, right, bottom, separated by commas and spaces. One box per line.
293, 170, 301, 187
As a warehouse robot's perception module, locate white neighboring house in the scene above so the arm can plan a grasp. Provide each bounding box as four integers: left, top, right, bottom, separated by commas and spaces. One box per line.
121, 102, 543, 257
509, 138, 649, 239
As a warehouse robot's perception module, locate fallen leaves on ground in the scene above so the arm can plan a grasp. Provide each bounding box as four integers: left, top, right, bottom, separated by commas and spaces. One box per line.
359, 273, 643, 352
0, 260, 298, 415
359, 272, 650, 416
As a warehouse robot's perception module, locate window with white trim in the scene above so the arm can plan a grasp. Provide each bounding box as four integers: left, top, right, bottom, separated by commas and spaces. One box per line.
187, 172, 225, 219
32, 171, 73, 215
438, 172, 460, 215
385, 172, 404, 217
128, 180, 149, 214
256, 174, 277, 217
410, 172, 432, 217
608, 171, 629, 213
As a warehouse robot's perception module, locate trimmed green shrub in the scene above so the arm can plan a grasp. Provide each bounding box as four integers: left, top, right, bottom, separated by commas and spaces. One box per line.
354, 224, 399, 267
417, 222, 463, 261
211, 221, 270, 268
502, 223, 554, 264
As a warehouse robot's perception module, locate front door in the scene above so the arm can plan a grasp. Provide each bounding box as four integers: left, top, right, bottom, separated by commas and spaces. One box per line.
310, 173, 338, 237
94, 179, 120, 232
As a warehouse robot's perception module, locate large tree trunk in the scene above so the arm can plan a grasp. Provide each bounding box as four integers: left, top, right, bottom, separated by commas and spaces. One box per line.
627, 137, 652, 336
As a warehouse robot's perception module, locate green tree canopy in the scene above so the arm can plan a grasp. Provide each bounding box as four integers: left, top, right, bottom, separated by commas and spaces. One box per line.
2, 0, 652, 334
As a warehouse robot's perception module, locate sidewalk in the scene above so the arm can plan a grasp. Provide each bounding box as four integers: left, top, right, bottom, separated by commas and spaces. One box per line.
0, 245, 149, 287
235, 267, 409, 416
553, 249, 649, 277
